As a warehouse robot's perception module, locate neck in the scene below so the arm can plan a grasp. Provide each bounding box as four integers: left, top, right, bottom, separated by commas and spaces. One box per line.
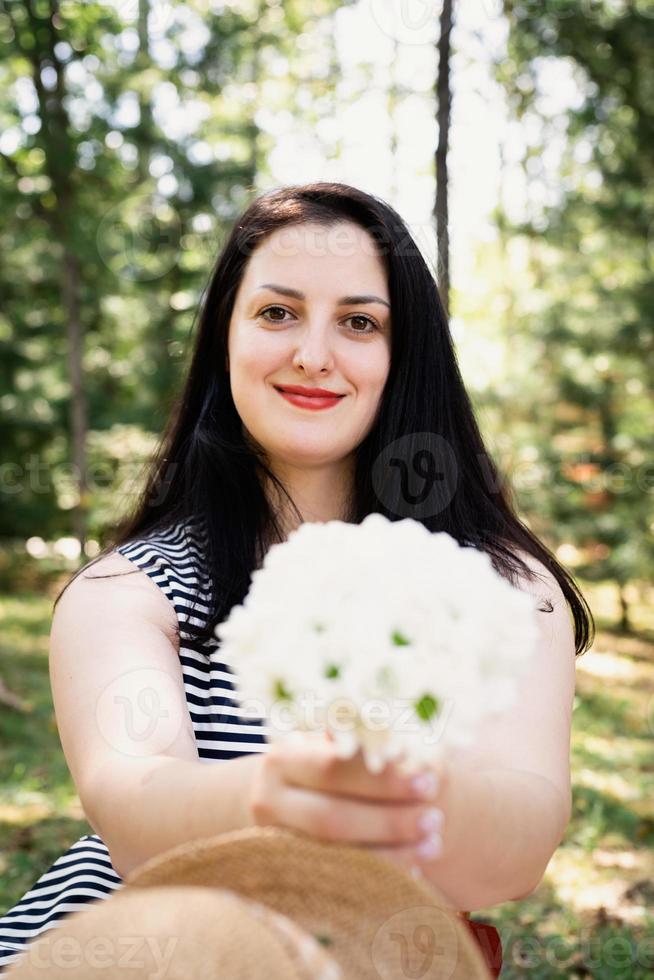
263, 456, 356, 543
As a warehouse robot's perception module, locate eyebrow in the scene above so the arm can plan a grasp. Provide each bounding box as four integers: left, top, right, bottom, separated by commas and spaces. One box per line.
255, 283, 391, 309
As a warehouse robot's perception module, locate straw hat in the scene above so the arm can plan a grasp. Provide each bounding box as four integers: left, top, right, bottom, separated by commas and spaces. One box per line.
5, 826, 494, 979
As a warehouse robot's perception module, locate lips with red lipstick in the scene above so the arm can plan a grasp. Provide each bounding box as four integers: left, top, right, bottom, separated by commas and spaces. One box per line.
273, 384, 346, 410
274, 384, 345, 398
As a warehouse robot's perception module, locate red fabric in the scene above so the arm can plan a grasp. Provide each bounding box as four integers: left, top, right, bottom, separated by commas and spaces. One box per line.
461, 917, 503, 978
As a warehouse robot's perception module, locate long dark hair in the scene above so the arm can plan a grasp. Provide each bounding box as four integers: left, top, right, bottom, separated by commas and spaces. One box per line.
56, 181, 594, 656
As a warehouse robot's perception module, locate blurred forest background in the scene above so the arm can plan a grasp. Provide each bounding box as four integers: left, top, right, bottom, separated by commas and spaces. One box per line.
0, 0, 653, 976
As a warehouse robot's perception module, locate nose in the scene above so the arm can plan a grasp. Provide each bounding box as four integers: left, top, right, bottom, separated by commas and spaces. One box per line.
291, 320, 336, 376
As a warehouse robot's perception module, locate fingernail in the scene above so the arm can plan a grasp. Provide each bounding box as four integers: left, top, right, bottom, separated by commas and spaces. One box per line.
418, 808, 444, 835
411, 771, 439, 799
417, 833, 443, 860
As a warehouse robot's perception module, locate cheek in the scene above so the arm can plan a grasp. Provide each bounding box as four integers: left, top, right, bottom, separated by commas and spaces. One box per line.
231, 332, 281, 376
354, 347, 390, 396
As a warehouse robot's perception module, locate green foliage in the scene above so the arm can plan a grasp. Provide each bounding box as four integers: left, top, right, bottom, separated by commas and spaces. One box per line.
486, 1, 654, 625
0, 542, 74, 594
0, 0, 349, 539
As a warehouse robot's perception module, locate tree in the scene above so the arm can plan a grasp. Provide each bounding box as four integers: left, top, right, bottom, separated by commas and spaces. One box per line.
494, 0, 654, 628
434, 0, 454, 317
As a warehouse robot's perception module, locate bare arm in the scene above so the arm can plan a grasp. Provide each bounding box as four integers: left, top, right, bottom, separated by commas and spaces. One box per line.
411, 552, 576, 910
412, 765, 570, 910
87, 753, 261, 879
49, 552, 262, 878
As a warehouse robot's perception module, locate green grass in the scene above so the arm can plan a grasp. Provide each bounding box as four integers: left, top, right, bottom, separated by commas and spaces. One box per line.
0, 584, 653, 977
480, 581, 654, 978
0, 595, 93, 907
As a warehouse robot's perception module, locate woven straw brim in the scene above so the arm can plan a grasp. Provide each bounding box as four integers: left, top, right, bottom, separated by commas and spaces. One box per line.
126, 825, 492, 979
4, 885, 341, 979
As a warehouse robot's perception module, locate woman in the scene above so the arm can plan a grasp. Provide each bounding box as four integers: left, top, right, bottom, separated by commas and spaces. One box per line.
0, 182, 593, 976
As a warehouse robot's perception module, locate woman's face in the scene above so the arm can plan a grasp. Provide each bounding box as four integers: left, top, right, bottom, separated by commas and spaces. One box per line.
226, 220, 392, 468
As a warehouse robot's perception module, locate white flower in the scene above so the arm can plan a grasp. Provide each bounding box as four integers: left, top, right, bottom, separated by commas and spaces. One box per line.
214, 514, 540, 772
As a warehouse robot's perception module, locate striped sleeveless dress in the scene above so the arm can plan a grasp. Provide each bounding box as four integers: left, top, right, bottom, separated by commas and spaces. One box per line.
0, 518, 502, 978
0, 519, 268, 975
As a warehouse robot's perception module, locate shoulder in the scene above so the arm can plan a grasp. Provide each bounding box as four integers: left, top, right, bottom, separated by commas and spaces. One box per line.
56, 550, 180, 644
113, 519, 213, 642
507, 548, 575, 659
508, 548, 566, 611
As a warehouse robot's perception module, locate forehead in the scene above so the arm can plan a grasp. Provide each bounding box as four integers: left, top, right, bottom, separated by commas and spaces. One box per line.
238, 221, 388, 295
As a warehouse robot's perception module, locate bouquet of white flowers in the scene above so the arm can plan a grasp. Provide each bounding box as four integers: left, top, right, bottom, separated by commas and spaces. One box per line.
215, 513, 541, 774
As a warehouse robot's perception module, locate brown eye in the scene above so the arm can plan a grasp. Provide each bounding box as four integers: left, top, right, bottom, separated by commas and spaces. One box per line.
346, 314, 377, 334
259, 305, 289, 322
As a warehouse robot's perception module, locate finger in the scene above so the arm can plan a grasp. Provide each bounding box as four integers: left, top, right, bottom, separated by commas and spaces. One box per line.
272, 735, 443, 804
269, 782, 444, 848
365, 835, 445, 879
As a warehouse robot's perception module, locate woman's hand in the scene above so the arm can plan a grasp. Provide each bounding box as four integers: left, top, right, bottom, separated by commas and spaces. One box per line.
246, 733, 447, 877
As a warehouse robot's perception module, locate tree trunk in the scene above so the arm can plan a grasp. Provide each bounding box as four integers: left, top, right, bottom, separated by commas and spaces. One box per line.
434, 0, 453, 318
61, 247, 89, 556
19, 0, 89, 558
618, 582, 631, 633
137, 0, 154, 184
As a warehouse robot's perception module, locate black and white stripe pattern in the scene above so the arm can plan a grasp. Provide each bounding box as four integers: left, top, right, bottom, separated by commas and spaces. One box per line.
0, 519, 268, 973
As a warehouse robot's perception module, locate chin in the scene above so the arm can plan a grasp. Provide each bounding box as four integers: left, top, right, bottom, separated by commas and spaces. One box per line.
269, 441, 350, 466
